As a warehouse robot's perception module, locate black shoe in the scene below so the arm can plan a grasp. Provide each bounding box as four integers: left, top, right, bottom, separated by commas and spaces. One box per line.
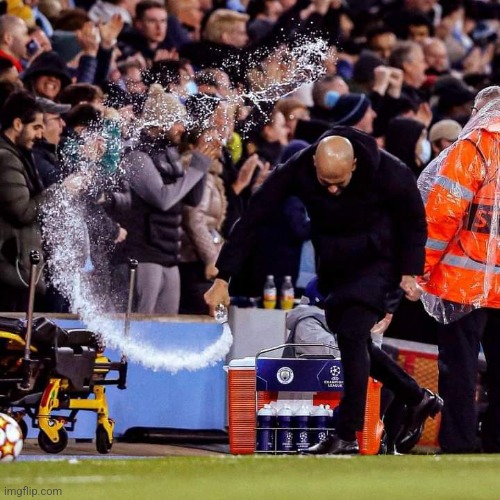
303, 433, 359, 455
382, 435, 400, 455
397, 388, 443, 453
384, 440, 403, 455
396, 426, 421, 454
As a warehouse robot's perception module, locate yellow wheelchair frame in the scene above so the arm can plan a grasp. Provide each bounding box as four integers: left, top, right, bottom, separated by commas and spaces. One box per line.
0, 251, 135, 454
0, 324, 126, 454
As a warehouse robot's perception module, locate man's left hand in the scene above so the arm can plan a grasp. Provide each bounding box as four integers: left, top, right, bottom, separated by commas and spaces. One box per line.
400, 275, 422, 301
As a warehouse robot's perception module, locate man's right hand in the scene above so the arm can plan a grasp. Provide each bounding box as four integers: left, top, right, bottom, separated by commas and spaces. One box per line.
204, 279, 230, 317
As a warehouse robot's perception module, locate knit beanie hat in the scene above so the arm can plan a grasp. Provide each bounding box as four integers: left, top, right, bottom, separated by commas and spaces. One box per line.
429, 119, 462, 143
329, 93, 371, 126
140, 84, 187, 128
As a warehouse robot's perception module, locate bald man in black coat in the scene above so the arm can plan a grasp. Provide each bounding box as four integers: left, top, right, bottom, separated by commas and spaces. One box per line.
205, 126, 443, 454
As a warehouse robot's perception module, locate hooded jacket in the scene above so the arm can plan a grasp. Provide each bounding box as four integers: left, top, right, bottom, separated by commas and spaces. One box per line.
283, 303, 340, 358
385, 117, 426, 177
217, 126, 427, 312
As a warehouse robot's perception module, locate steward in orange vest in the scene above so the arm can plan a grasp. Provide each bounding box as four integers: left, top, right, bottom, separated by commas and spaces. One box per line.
422, 122, 500, 308
418, 93, 500, 454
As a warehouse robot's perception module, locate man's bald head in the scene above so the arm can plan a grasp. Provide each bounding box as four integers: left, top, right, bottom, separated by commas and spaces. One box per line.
0, 15, 29, 59
314, 136, 356, 196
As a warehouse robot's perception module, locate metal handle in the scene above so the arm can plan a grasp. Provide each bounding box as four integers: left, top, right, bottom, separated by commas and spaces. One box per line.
121, 258, 138, 370
24, 250, 40, 360
20, 250, 40, 390
256, 343, 338, 359
125, 258, 138, 335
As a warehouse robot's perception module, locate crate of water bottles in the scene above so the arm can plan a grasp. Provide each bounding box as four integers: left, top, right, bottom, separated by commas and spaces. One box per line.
256, 401, 338, 453
254, 345, 344, 454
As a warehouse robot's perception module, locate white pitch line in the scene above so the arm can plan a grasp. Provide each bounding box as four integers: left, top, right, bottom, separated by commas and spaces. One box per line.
4, 476, 126, 485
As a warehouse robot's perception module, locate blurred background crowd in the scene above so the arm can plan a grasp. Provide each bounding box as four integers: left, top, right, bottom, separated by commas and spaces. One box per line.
0, 0, 498, 341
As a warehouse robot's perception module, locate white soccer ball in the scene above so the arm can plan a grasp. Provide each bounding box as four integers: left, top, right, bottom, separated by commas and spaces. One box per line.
0, 413, 23, 462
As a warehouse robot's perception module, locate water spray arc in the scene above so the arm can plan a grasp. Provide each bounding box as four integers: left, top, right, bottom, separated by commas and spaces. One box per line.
41, 38, 330, 372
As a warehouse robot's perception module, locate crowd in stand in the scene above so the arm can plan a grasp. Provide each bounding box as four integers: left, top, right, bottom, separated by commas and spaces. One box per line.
0, 0, 498, 319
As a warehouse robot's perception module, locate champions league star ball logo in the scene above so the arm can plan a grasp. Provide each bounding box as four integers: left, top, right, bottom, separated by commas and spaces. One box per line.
0, 413, 23, 461
321, 363, 343, 389
277, 367, 294, 384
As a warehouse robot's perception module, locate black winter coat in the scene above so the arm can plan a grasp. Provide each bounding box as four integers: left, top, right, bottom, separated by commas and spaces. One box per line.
216, 126, 427, 313
0, 134, 47, 293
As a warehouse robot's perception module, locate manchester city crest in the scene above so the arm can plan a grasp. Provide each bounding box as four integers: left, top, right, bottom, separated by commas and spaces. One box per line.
277, 367, 294, 384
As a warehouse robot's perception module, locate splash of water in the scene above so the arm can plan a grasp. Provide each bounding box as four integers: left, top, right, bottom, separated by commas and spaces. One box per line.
42, 184, 233, 373
240, 38, 329, 104
138, 36, 330, 133
41, 37, 329, 372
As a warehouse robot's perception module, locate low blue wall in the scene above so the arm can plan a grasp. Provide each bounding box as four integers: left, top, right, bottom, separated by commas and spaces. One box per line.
24, 318, 227, 438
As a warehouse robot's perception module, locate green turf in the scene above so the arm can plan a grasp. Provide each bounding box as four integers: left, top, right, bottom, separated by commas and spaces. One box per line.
1, 455, 500, 499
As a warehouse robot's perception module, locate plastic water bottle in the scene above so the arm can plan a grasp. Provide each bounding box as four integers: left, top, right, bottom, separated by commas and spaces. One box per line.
214, 304, 228, 323
371, 331, 384, 348
280, 275, 295, 311
311, 405, 330, 445
276, 405, 294, 452
256, 404, 276, 452
293, 405, 311, 452
263, 275, 277, 309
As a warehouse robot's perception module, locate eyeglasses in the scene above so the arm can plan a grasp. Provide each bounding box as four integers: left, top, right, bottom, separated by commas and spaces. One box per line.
44, 116, 64, 123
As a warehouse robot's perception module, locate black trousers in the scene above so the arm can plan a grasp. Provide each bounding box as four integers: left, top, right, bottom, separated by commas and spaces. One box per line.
179, 262, 212, 315
325, 303, 423, 441
437, 308, 500, 453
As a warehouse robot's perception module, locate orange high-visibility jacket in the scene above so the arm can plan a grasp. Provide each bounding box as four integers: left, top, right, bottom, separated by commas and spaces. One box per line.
423, 127, 500, 306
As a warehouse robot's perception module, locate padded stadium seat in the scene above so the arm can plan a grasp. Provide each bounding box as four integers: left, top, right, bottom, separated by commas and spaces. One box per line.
31, 317, 68, 347
64, 329, 101, 349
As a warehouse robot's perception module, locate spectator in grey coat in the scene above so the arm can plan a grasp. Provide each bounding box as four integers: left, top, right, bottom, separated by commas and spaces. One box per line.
110, 84, 211, 313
